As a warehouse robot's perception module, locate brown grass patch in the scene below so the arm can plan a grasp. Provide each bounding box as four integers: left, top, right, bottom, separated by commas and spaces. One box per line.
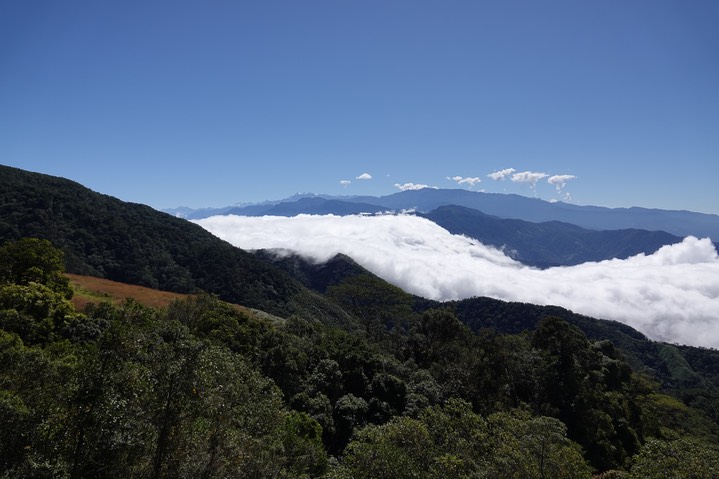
66, 273, 191, 310
65, 274, 256, 317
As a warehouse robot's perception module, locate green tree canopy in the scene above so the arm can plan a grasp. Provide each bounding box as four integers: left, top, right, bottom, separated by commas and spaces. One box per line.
331, 400, 593, 479
629, 436, 719, 479
0, 238, 76, 343
0, 237, 71, 298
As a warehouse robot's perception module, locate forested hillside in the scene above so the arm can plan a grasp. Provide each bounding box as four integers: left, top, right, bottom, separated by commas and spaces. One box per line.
258, 249, 719, 386
2, 165, 719, 478
2, 237, 719, 477
0, 165, 350, 325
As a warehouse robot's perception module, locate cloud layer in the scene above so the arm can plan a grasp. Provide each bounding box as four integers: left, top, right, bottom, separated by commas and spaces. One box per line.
195, 214, 719, 348
511, 171, 549, 188
448, 176, 482, 187
548, 174, 576, 190
548, 174, 576, 199
487, 168, 516, 180
394, 182, 436, 191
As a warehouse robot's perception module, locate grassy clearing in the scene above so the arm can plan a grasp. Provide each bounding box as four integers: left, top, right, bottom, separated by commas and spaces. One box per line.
66, 273, 191, 309
66, 273, 257, 317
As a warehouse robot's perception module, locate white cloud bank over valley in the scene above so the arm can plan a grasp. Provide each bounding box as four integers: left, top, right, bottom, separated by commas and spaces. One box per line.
195, 214, 719, 348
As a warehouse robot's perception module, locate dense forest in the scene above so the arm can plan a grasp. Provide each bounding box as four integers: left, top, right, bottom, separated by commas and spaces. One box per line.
2, 165, 719, 477
2, 237, 719, 478
0, 165, 352, 326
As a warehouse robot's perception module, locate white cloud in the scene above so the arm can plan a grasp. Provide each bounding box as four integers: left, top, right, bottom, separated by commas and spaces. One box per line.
547, 174, 576, 190
394, 183, 435, 191
195, 214, 719, 348
339, 180, 351, 187
511, 171, 549, 185
511, 171, 549, 195
547, 175, 576, 201
356, 173, 372, 180
448, 176, 482, 187
487, 168, 516, 181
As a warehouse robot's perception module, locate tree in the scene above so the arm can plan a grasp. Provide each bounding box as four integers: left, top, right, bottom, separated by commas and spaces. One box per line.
0, 238, 72, 298
282, 411, 328, 477
333, 394, 368, 452
0, 238, 77, 344
0, 328, 83, 478
483, 411, 593, 479
532, 316, 641, 470
629, 436, 719, 478
326, 274, 416, 336
333, 417, 434, 479
332, 400, 593, 479
56, 300, 329, 479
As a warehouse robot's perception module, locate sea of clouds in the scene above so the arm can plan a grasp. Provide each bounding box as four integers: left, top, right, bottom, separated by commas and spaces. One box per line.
195, 214, 719, 348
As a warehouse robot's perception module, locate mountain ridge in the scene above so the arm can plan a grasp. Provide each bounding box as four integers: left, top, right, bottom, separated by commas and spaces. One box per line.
419, 204, 684, 268
169, 188, 719, 239
0, 164, 353, 326
3, 164, 719, 442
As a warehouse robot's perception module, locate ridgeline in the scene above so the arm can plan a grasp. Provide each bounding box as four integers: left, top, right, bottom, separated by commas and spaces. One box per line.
1, 164, 718, 478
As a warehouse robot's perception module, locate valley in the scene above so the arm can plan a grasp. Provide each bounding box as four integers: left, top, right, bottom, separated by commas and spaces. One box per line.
1, 164, 719, 478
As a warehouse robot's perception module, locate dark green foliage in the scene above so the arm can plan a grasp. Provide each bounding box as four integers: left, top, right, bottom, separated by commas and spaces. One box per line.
0, 237, 72, 298
282, 411, 328, 477
253, 251, 370, 293
370, 373, 407, 417
331, 416, 434, 479
331, 400, 594, 479
657, 343, 702, 385
629, 436, 719, 478
676, 344, 719, 387
0, 238, 78, 344
531, 317, 641, 470
0, 165, 350, 322
663, 345, 719, 430
326, 274, 417, 335
409, 309, 473, 367
0, 242, 330, 478
431, 294, 719, 414
333, 394, 369, 451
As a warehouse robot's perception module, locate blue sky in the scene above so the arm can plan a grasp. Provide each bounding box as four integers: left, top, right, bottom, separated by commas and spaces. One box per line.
2, 1, 718, 213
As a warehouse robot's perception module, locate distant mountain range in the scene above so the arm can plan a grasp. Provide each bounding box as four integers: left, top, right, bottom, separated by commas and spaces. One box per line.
166, 189, 719, 268
419, 205, 684, 268
168, 189, 719, 239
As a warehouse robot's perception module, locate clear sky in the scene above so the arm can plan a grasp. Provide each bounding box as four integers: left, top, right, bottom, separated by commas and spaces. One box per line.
2, 1, 718, 213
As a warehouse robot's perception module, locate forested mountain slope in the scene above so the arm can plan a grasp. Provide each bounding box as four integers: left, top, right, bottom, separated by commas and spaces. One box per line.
3, 164, 716, 399
0, 165, 351, 324
263, 249, 719, 387
2, 238, 719, 477
254, 247, 719, 433
2, 165, 719, 477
